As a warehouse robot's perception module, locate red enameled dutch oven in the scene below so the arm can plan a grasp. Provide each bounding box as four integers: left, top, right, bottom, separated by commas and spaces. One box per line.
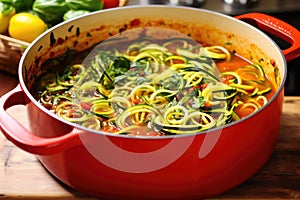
0, 6, 300, 200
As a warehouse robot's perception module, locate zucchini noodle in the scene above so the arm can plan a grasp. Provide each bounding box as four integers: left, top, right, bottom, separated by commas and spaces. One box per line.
55, 102, 88, 123
35, 28, 274, 136
164, 105, 189, 125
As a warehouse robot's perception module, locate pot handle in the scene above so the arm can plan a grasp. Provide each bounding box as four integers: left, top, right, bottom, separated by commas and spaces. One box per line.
235, 12, 300, 62
0, 85, 81, 155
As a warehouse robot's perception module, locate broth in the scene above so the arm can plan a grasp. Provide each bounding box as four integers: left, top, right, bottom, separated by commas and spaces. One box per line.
33, 27, 276, 136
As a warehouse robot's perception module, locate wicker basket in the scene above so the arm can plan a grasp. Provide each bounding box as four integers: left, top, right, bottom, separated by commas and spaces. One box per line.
0, 1, 128, 76
0, 34, 30, 75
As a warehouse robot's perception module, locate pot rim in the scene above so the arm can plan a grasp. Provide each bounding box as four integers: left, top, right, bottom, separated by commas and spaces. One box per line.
18, 5, 287, 139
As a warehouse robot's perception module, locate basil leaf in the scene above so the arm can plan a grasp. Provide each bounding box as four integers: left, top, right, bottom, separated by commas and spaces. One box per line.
63, 9, 90, 21
65, 0, 102, 11
33, 0, 69, 26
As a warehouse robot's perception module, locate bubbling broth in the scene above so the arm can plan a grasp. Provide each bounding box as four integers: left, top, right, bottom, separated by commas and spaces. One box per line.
34, 27, 276, 136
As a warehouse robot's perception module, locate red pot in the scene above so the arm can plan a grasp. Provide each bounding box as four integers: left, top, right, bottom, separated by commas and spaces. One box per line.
0, 6, 300, 200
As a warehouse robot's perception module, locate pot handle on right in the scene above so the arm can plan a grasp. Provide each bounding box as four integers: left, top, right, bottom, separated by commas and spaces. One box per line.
235, 12, 300, 62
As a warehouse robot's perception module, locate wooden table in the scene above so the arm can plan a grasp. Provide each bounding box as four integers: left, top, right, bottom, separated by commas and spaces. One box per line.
0, 72, 299, 199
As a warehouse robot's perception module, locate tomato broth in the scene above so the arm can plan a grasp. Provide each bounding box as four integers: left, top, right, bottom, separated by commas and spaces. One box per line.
33, 27, 276, 136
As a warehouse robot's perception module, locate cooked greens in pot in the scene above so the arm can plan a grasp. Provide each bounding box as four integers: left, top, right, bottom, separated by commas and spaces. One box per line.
34, 27, 275, 136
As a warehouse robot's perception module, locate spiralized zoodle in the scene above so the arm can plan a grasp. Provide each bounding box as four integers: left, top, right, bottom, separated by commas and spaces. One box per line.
35, 29, 274, 136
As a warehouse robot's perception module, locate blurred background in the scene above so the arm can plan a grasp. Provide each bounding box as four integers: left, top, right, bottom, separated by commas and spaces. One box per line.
128, 0, 300, 96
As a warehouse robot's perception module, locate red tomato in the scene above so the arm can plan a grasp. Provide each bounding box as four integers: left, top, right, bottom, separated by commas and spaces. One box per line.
102, 126, 119, 133
80, 102, 93, 111
101, 0, 120, 9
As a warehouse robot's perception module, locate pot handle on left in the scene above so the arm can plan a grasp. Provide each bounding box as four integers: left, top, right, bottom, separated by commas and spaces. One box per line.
235, 13, 300, 62
0, 85, 81, 155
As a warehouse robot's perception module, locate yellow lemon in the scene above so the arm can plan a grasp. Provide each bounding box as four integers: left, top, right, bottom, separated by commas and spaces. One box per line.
8, 12, 47, 43
0, 8, 16, 34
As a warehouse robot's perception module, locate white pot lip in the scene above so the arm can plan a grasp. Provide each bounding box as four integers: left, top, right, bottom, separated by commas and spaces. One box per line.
18, 5, 287, 140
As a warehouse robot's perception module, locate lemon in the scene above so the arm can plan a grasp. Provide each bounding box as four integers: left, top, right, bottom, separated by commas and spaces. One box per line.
0, 4, 16, 33
0, 12, 12, 33
8, 12, 48, 43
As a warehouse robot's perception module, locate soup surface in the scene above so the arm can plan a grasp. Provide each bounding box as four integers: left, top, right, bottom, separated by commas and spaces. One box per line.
34, 27, 275, 136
